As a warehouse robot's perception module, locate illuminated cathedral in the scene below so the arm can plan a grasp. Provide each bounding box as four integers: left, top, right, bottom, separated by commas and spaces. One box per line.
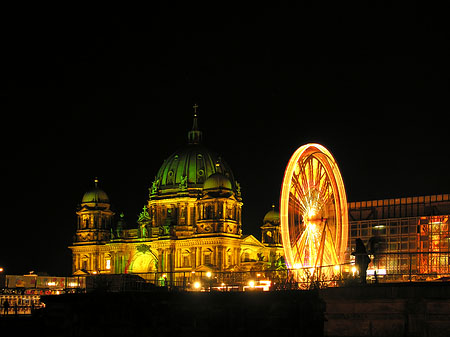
69, 112, 283, 278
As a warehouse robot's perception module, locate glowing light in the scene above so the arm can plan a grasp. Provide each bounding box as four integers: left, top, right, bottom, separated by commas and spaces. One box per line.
0, 267, 3, 272
351, 266, 357, 276
105, 259, 111, 270
193, 281, 201, 289
260, 280, 271, 291
243, 280, 271, 291
280, 143, 348, 284
307, 207, 317, 220
367, 268, 386, 276
47, 282, 56, 286
333, 265, 340, 272
206, 271, 212, 278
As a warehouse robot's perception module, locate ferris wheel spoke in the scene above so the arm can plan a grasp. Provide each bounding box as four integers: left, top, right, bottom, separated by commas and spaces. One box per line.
325, 222, 339, 264
313, 158, 323, 186
291, 175, 307, 209
294, 230, 307, 262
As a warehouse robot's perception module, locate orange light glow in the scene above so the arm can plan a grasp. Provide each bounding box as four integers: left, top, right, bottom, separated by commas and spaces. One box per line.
280, 144, 348, 282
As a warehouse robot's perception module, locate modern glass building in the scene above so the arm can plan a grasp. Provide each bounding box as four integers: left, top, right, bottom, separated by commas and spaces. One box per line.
348, 194, 450, 281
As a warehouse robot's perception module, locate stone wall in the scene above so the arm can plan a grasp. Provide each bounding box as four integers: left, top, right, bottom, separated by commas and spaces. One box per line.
321, 282, 450, 337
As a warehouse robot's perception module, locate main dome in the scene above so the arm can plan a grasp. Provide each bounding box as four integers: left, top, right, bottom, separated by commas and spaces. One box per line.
151, 143, 236, 195
150, 114, 237, 198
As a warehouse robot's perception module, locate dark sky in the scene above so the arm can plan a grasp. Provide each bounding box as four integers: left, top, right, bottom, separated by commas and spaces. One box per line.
2, 5, 449, 275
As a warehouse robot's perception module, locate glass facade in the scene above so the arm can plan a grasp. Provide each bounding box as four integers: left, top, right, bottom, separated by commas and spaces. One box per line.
348, 194, 450, 281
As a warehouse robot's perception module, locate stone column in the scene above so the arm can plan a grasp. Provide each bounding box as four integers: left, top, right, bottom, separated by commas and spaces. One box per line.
214, 246, 219, 268
218, 246, 223, 271
198, 246, 203, 265
235, 247, 240, 266
191, 249, 196, 268
157, 249, 163, 272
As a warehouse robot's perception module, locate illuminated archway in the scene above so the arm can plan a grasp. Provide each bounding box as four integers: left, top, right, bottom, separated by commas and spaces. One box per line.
128, 246, 158, 274
280, 144, 348, 281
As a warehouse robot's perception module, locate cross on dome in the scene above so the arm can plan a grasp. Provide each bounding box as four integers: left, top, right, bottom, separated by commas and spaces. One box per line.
193, 103, 199, 116
188, 104, 202, 144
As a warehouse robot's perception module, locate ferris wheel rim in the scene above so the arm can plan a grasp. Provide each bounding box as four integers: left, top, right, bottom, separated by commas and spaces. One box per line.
280, 143, 348, 270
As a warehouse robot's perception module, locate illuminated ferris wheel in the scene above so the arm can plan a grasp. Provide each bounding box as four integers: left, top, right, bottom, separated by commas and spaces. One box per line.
280, 144, 348, 281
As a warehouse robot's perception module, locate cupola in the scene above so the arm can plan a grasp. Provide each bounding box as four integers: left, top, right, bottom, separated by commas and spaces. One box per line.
81, 178, 110, 205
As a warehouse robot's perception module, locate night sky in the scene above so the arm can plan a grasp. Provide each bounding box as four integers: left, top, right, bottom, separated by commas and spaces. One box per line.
2, 5, 449, 275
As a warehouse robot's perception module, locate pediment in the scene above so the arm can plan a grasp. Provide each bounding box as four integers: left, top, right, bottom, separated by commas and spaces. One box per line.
260, 223, 277, 229
241, 234, 265, 248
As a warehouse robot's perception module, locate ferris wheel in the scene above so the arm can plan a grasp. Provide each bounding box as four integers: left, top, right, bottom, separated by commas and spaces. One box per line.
280, 144, 348, 281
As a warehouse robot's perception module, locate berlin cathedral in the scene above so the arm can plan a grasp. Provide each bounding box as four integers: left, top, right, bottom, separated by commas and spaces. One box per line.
69, 112, 284, 278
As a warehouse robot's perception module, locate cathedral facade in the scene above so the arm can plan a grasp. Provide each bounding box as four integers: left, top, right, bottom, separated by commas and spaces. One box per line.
69, 114, 283, 280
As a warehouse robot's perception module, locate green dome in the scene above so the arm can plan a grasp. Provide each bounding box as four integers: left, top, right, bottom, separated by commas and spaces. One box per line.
82, 179, 110, 204
263, 206, 280, 225
150, 113, 236, 198
203, 172, 232, 191
152, 143, 236, 196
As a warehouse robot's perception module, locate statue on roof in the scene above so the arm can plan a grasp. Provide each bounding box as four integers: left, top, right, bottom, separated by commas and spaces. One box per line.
179, 175, 188, 191
150, 177, 160, 195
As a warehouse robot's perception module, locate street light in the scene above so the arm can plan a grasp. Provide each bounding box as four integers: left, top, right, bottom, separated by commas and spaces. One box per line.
205, 271, 212, 292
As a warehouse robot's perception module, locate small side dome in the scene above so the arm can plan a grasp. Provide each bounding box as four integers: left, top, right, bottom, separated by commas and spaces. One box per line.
203, 173, 233, 191
263, 205, 280, 225
82, 178, 110, 204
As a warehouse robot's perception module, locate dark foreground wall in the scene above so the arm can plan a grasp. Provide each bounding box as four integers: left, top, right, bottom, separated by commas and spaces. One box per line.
39, 290, 324, 337
3, 283, 450, 336
321, 282, 450, 337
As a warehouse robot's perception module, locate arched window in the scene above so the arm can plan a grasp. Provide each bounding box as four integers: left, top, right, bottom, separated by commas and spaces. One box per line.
241, 251, 250, 262
81, 255, 89, 271
205, 205, 213, 219
204, 248, 213, 265
105, 254, 112, 271
182, 250, 191, 267
226, 249, 232, 266
82, 215, 89, 229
